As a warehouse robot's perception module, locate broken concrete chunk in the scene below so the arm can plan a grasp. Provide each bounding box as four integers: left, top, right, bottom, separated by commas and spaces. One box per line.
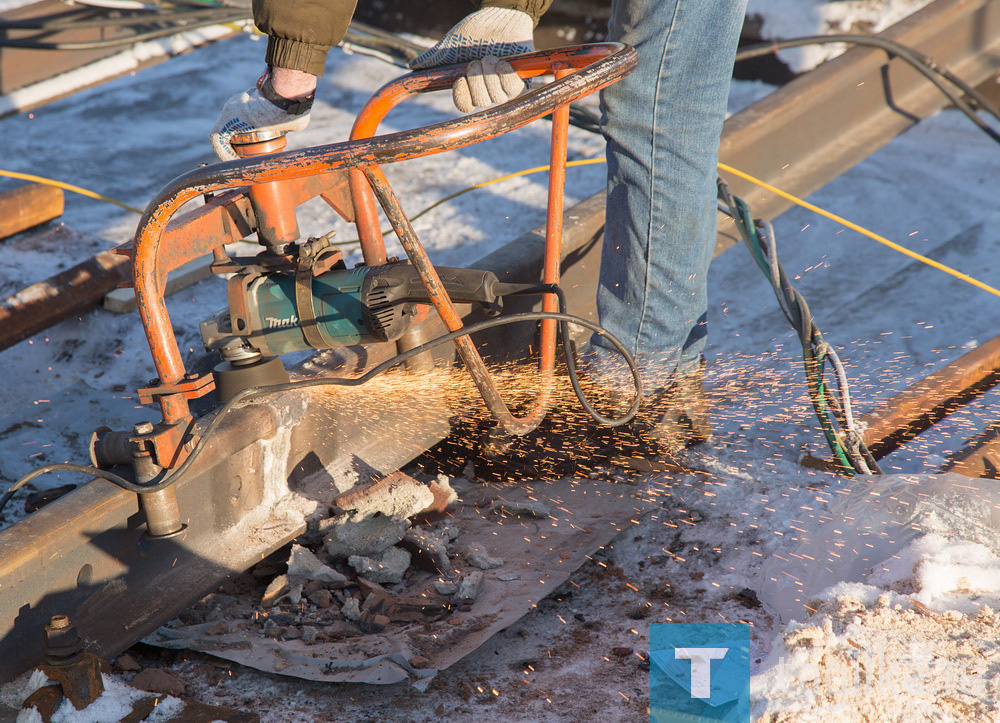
463, 543, 503, 570
324, 516, 409, 559
341, 596, 361, 622
418, 476, 459, 516
302, 625, 318, 644
332, 471, 434, 520
114, 654, 142, 672
287, 544, 349, 584
434, 579, 459, 596
286, 576, 305, 606
261, 574, 289, 607
347, 546, 411, 585
132, 668, 185, 697
400, 529, 451, 573
498, 572, 521, 581
490, 499, 550, 519
307, 589, 334, 608
455, 571, 485, 603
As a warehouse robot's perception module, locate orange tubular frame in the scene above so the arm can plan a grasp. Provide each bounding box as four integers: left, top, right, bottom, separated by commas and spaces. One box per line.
130, 43, 636, 465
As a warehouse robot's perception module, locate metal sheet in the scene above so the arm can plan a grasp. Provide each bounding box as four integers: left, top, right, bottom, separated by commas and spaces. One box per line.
144, 477, 656, 689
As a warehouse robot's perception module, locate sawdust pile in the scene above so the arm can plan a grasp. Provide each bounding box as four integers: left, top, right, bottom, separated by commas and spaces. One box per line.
745, 581, 1000, 720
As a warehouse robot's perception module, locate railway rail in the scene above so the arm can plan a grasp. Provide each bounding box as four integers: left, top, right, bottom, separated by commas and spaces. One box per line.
0, 0, 998, 691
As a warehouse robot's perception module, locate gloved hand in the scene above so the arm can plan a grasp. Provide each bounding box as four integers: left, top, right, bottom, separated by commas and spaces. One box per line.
209, 72, 314, 161
409, 7, 533, 113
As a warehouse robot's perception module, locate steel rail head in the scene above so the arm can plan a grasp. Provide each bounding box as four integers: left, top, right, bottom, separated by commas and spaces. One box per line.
131, 42, 636, 438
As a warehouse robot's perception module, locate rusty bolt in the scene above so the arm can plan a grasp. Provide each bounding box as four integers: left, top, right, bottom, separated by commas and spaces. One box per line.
49, 615, 70, 630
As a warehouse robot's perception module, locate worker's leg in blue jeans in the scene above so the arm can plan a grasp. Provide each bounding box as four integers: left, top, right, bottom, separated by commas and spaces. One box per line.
589, 0, 749, 392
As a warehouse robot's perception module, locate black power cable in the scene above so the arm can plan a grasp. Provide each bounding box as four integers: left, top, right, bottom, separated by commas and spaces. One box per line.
0, 293, 641, 516
735, 34, 1000, 145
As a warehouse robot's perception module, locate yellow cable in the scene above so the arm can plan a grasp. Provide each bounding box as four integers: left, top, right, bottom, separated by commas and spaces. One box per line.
9, 156, 994, 301
408, 157, 607, 224
0, 169, 143, 215
717, 161, 1000, 299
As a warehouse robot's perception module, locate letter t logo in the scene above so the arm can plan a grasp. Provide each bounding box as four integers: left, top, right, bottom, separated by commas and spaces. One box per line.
675, 647, 728, 698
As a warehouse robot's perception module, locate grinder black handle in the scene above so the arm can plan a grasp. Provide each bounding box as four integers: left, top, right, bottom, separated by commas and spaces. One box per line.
364, 264, 501, 306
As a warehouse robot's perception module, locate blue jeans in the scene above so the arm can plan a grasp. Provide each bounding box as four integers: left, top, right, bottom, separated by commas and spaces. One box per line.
589, 0, 748, 388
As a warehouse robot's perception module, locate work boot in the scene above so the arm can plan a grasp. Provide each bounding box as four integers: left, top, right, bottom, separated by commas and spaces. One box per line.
577, 359, 712, 475
633, 361, 713, 456
472, 362, 712, 481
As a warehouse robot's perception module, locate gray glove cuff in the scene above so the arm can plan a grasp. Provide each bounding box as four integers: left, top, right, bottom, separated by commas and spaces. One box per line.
258, 71, 315, 116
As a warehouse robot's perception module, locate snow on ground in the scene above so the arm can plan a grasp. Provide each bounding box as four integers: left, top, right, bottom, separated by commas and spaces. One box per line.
1, 2, 999, 720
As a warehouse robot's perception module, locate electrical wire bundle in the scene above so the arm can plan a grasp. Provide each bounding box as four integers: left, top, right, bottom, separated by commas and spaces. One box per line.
717, 179, 881, 476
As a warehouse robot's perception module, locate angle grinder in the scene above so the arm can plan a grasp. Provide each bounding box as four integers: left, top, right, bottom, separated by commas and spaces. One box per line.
201, 242, 514, 401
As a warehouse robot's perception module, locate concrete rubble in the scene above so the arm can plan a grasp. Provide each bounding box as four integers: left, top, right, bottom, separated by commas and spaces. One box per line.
142, 476, 653, 689
455, 571, 484, 603
287, 544, 349, 584
348, 546, 412, 585
462, 543, 503, 570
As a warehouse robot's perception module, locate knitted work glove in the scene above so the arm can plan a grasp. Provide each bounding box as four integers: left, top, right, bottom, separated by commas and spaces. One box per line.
209, 75, 313, 161
409, 7, 533, 113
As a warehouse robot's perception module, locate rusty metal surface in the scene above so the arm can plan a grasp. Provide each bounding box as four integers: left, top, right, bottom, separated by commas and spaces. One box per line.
144, 477, 655, 688
860, 335, 1000, 459
0, 357, 451, 682
942, 422, 1000, 478
715, 0, 1000, 251
0, 183, 63, 240
130, 43, 635, 437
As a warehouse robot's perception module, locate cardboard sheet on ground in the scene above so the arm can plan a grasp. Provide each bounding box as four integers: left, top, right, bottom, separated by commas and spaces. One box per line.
145, 477, 655, 689
758, 472, 1000, 623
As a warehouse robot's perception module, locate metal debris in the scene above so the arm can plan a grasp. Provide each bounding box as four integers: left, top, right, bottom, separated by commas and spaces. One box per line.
144, 478, 655, 689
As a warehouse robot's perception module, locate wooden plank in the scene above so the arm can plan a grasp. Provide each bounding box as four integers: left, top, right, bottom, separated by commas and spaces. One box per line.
0, 183, 63, 240
0, 225, 128, 352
